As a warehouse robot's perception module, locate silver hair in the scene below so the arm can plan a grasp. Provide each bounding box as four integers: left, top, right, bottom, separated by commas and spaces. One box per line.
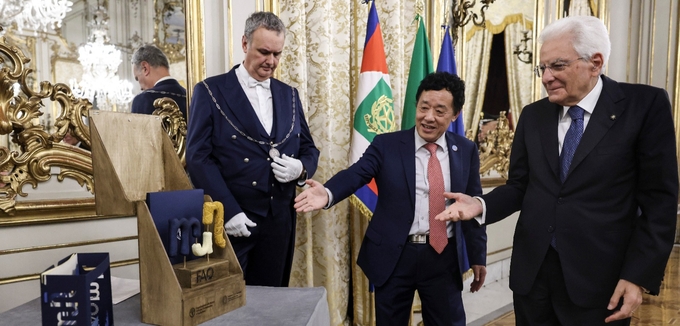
243, 11, 286, 44
131, 45, 170, 69
539, 15, 611, 73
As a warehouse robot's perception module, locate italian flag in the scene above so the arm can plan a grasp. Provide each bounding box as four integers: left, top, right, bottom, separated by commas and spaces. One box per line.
402, 15, 434, 130
349, 0, 395, 216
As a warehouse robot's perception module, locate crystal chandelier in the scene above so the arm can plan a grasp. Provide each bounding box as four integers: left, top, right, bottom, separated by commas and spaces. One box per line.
0, 0, 73, 32
69, 5, 133, 111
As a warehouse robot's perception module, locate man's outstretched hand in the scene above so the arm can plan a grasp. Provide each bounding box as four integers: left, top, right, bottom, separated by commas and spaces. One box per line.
434, 192, 483, 222
294, 179, 329, 212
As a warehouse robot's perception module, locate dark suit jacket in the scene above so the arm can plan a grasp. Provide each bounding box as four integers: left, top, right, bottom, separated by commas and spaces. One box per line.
325, 129, 487, 288
483, 75, 678, 307
186, 65, 319, 222
77, 141, 90, 151
131, 79, 187, 118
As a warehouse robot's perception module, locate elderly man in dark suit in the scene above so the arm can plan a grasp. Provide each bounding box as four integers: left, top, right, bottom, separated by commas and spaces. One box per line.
438, 16, 678, 325
186, 12, 319, 287
130, 44, 187, 117
295, 72, 487, 326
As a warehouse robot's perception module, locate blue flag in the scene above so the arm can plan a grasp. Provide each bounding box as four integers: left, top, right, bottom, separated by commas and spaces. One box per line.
437, 25, 465, 135
437, 25, 470, 273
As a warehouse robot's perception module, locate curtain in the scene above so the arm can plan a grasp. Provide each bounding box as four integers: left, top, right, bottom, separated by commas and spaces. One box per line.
279, 0, 351, 325
569, 0, 594, 16
504, 16, 534, 127
278, 2, 352, 326
461, 28, 493, 139
462, 13, 535, 134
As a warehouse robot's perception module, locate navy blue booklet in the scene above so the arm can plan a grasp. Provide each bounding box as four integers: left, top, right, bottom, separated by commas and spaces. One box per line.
146, 189, 204, 265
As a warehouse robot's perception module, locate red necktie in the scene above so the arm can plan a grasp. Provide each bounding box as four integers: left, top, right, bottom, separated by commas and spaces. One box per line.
425, 143, 448, 254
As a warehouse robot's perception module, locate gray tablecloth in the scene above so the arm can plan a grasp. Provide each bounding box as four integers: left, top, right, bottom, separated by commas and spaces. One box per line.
0, 286, 330, 326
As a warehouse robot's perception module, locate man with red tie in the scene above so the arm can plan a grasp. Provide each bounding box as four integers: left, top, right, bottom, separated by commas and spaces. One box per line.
295, 72, 487, 326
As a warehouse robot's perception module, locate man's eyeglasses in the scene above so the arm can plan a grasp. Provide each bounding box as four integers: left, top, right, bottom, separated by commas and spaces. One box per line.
534, 57, 585, 78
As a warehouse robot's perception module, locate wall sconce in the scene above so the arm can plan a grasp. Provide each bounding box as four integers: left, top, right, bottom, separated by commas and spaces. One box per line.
450, 0, 496, 44
451, 0, 496, 28
513, 30, 532, 64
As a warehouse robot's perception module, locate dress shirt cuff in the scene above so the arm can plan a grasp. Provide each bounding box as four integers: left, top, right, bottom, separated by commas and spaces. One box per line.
323, 188, 334, 209
473, 196, 486, 225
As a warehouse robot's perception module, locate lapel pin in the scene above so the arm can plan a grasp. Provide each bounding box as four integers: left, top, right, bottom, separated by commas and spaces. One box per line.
451, 145, 458, 152
610, 115, 616, 120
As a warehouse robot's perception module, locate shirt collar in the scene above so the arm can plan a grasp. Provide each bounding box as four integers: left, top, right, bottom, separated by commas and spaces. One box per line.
154, 76, 175, 86
561, 76, 603, 118
414, 130, 448, 153
237, 63, 270, 89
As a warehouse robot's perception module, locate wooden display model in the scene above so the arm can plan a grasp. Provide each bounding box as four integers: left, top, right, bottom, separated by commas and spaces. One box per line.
90, 111, 245, 325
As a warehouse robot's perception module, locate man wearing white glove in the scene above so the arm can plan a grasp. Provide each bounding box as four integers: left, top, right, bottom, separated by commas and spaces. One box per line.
271, 154, 306, 184
185, 12, 319, 287
225, 213, 258, 237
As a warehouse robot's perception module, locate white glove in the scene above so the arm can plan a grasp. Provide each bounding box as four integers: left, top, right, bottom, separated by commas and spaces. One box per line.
224, 213, 257, 237
271, 154, 304, 183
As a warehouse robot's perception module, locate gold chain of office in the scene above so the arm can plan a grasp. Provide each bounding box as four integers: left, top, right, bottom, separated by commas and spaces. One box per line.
200, 80, 297, 157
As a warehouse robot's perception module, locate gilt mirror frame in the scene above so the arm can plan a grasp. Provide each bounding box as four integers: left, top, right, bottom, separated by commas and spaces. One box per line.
0, 0, 199, 225
154, 0, 186, 64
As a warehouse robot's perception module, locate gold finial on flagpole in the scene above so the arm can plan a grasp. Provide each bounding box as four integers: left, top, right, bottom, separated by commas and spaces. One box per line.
415, 0, 424, 21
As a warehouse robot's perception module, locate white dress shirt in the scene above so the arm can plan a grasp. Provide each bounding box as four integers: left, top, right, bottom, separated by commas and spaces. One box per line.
236, 64, 273, 135
557, 77, 602, 154
411, 131, 454, 237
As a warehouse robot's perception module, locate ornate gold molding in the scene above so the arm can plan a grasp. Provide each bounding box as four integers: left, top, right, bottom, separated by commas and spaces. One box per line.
0, 36, 94, 216
261, 0, 279, 13
0, 35, 187, 220
474, 111, 513, 179
154, 0, 187, 63
184, 0, 205, 111
153, 97, 186, 165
